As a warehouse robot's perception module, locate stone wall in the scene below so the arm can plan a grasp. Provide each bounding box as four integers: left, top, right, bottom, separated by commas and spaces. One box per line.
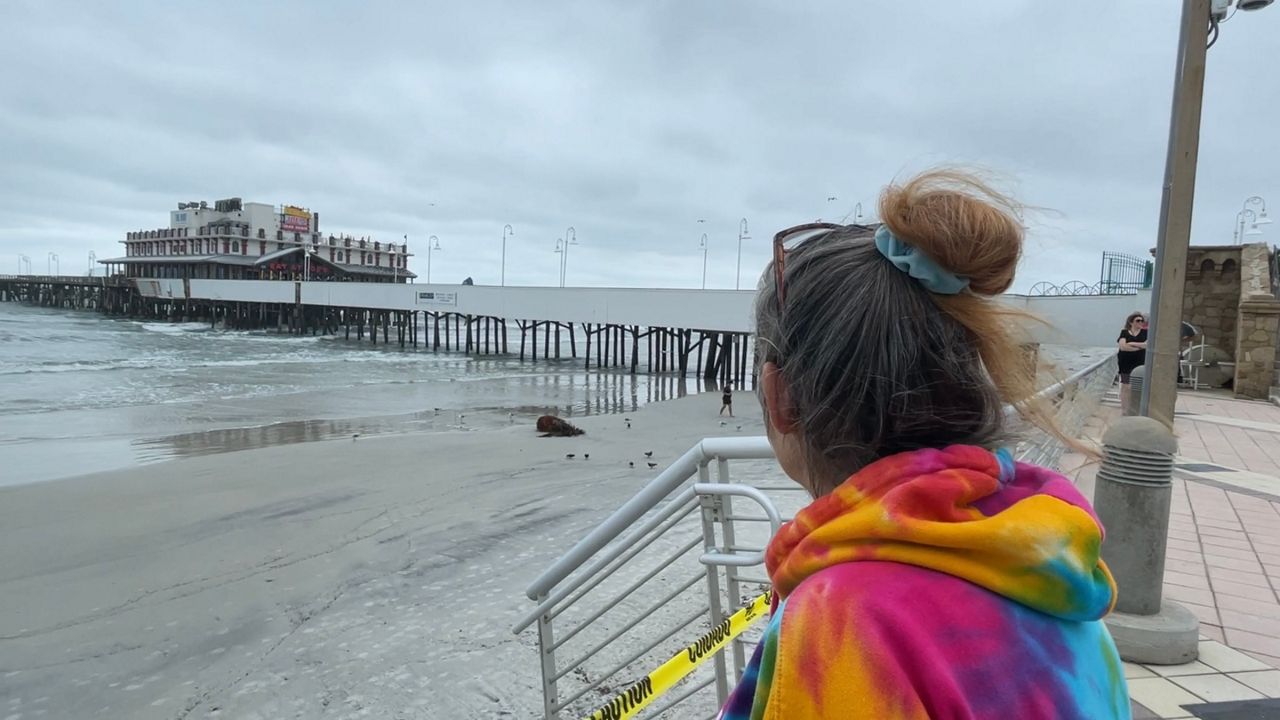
1182, 246, 1243, 354
1232, 244, 1280, 399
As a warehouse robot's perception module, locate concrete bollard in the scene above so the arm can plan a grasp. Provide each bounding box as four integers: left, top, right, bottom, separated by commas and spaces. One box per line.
1094, 416, 1198, 665
1125, 365, 1146, 417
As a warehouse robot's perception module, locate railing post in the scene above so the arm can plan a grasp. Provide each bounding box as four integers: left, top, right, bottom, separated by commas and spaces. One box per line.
535, 594, 560, 719
715, 457, 748, 679
697, 461, 732, 706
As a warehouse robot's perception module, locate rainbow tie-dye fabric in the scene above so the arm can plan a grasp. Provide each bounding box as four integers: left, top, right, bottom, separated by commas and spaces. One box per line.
719, 445, 1130, 720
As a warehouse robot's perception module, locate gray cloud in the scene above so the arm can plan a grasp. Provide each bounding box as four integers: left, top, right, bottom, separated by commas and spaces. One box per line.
1, 0, 1276, 290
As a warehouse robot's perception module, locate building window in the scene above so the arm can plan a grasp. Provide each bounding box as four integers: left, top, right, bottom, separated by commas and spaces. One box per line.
232, 241, 239, 253
294, 232, 301, 242
258, 228, 265, 239
259, 241, 266, 255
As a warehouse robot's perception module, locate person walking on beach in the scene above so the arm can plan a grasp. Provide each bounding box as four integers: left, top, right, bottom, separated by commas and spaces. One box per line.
720, 384, 733, 417
1117, 311, 1148, 413
719, 170, 1128, 719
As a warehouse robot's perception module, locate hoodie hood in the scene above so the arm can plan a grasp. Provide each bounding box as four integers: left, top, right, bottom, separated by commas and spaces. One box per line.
765, 445, 1117, 622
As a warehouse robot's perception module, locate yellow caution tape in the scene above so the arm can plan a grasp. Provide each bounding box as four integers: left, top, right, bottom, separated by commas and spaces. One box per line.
583, 593, 771, 720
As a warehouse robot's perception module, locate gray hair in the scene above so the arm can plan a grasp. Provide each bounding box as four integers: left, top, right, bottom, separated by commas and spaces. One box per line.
754, 226, 1007, 495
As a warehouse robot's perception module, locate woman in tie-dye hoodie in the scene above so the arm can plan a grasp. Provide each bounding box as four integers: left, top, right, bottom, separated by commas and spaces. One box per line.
720, 170, 1130, 720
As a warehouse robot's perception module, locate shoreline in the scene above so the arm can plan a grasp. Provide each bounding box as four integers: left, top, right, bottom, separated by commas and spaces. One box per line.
0, 390, 769, 719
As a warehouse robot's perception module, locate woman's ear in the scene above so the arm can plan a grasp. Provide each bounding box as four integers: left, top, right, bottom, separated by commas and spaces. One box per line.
761, 362, 796, 434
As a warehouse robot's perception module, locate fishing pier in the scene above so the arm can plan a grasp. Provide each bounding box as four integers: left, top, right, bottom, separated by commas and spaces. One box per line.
0, 275, 759, 387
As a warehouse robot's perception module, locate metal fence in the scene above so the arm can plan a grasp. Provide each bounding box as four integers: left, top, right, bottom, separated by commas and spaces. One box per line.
513, 353, 1119, 719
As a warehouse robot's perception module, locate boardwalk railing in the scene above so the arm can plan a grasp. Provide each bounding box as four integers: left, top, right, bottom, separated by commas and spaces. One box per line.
513, 352, 1119, 719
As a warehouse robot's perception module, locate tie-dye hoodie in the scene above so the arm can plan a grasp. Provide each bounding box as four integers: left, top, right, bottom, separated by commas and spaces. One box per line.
719, 445, 1130, 720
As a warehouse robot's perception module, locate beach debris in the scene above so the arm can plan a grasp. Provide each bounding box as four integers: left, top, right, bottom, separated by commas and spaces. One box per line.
626, 420, 631, 429
647, 462, 658, 469
566, 453, 576, 459
644, 451, 653, 458
537, 415, 585, 437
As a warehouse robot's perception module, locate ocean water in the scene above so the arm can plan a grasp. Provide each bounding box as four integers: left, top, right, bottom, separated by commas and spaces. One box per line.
0, 304, 716, 486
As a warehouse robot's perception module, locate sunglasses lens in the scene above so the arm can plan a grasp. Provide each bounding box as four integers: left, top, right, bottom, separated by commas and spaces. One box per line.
780, 227, 837, 252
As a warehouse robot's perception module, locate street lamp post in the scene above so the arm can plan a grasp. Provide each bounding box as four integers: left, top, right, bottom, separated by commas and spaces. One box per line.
699, 233, 709, 290
1141, 0, 1273, 427
1234, 196, 1271, 242
736, 219, 750, 290
427, 235, 441, 283
502, 224, 514, 287
48, 252, 59, 276
88, 251, 96, 276
1235, 209, 1265, 242
559, 227, 576, 288
18, 254, 30, 274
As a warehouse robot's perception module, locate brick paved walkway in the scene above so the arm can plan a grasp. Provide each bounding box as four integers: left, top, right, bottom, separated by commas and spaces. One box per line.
1084, 390, 1280, 718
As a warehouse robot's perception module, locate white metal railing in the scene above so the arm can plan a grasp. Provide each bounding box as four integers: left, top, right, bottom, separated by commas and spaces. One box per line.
514, 353, 1119, 719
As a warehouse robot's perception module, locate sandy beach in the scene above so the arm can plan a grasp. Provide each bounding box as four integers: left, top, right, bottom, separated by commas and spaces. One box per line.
0, 391, 769, 719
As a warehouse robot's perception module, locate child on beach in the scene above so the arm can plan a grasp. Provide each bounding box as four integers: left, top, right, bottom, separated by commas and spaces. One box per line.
719, 170, 1129, 719
720, 385, 733, 417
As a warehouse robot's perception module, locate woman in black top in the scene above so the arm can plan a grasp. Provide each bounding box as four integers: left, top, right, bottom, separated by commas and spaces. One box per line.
720, 385, 733, 417
1117, 311, 1148, 413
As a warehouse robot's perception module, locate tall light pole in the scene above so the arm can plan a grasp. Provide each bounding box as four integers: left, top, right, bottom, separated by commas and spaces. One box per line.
559, 227, 576, 287
1140, 0, 1272, 426
1234, 209, 1265, 242
735, 219, 750, 290
427, 235, 441, 283
48, 252, 59, 276
88, 251, 96, 276
1234, 196, 1271, 242
699, 233, 709, 289
502, 224, 514, 287
18, 254, 30, 274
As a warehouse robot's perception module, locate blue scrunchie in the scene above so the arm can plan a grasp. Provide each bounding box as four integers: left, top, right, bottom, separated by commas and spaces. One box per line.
873, 225, 969, 294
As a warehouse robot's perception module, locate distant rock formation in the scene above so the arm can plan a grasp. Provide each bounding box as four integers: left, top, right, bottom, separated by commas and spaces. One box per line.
537, 415, 584, 437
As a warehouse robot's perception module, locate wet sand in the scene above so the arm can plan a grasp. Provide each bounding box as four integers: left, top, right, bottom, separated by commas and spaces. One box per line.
0, 392, 768, 719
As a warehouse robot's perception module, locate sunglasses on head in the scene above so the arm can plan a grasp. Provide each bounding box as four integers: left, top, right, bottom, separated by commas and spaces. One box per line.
772, 222, 876, 311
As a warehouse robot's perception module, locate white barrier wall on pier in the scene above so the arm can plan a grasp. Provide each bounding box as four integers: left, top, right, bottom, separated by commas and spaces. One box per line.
146, 278, 1151, 344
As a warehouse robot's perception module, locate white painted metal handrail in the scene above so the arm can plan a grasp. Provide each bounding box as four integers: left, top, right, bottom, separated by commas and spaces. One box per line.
523, 437, 774, 602
516, 352, 1119, 719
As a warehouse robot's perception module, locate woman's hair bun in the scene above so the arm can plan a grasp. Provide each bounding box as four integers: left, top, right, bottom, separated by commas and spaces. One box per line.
877, 169, 1024, 297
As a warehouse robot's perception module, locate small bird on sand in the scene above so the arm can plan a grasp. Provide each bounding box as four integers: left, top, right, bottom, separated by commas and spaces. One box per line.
584, 453, 590, 460
719, 421, 727, 427
647, 462, 658, 469
566, 453, 576, 459
626, 421, 631, 429
644, 451, 653, 458
736, 425, 742, 432
628, 461, 635, 468
352, 433, 360, 441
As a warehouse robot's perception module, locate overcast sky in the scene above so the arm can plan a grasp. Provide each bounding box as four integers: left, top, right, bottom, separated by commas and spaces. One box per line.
2, 1, 1277, 291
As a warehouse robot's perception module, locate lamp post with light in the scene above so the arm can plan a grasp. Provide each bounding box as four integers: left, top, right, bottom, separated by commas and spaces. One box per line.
1141, 0, 1273, 425
502, 224, 514, 286
699, 233, 709, 290
427, 235, 441, 283
735, 219, 750, 290
1233, 196, 1271, 242
47, 252, 59, 276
